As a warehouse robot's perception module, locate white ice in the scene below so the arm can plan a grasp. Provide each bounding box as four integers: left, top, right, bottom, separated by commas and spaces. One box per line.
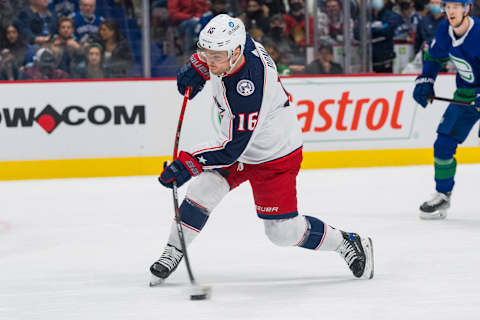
1, 165, 480, 320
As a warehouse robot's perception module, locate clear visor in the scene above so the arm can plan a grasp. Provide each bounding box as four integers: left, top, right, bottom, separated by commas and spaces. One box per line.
197, 44, 229, 63
442, 2, 466, 11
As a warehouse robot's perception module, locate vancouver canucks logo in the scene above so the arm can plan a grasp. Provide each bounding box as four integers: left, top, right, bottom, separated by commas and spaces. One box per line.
236, 80, 255, 96
449, 54, 474, 83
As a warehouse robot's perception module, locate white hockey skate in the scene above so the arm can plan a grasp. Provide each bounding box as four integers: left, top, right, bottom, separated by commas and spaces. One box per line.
149, 244, 183, 287
419, 192, 451, 220
336, 231, 374, 279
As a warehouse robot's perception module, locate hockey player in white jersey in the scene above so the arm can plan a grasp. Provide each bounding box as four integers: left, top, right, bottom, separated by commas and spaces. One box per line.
150, 15, 374, 285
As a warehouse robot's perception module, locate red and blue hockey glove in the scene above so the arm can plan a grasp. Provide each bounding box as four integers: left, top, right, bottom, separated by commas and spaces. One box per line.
413, 76, 435, 108
159, 151, 203, 188
177, 53, 210, 100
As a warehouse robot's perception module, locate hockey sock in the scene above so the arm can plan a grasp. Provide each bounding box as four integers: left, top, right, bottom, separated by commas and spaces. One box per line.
434, 157, 456, 193
299, 216, 343, 251
167, 198, 210, 250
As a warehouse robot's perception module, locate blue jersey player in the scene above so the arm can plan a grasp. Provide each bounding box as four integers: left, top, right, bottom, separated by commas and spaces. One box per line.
413, 0, 480, 219
149, 15, 374, 286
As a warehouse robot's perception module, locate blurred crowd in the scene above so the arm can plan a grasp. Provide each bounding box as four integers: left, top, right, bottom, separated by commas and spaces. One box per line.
2, 0, 480, 80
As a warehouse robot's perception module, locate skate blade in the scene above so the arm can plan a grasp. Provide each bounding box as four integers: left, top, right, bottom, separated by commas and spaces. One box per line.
149, 274, 165, 287
419, 209, 447, 220
361, 237, 374, 280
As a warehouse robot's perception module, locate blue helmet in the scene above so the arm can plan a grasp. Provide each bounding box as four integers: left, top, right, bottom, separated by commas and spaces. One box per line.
442, 0, 473, 6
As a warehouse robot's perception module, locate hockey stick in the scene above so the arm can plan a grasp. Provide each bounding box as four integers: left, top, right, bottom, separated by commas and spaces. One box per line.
172, 87, 211, 300
429, 96, 475, 107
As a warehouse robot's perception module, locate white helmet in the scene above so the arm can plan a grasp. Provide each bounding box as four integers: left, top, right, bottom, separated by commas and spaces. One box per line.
198, 14, 246, 61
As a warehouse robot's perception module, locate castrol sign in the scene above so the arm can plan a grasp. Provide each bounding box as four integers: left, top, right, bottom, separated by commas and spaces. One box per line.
289, 77, 416, 142
185, 74, 479, 153
196, 74, 470, 152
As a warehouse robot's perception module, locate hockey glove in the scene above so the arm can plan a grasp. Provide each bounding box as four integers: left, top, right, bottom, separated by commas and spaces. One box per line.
413, 76, 435, 108
453, 88, 480, 106
159, 151, 203, 189
177, 53, 210, 99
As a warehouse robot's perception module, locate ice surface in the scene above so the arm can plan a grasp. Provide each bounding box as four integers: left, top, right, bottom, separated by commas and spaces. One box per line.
1, 165, 480, 320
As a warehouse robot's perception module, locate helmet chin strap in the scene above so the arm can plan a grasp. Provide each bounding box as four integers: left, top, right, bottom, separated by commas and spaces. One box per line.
458, 13, 467, 27
228, 53, 242, 73
457, 4, 470, 27
218, 49, 242, 78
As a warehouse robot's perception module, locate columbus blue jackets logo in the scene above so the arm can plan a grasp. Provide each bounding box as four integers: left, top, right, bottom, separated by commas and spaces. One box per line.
236, 80, 255, 96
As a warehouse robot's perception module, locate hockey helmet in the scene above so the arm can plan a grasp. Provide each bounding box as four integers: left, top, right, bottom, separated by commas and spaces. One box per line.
442, 0, 473, 7
198, 14, 246, 60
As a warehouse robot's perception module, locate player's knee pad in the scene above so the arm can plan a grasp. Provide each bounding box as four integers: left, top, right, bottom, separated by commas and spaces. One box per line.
185, 170, 230, 212
263, 216, 307, 247
433, 134, 458, 160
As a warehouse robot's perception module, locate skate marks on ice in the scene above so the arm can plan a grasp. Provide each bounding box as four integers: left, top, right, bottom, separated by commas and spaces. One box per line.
148, 273, 369, 305
1, 165, 480, 319
153, 274, 355, 290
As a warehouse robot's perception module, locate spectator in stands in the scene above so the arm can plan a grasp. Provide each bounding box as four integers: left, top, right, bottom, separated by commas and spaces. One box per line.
69, 0, 104, 44
49, 0, 78, 18
150, 0, 169, 44
0, 23, 33, 80
356, 0, 403, 73
168, 0, 210, 57
262, 14, 300, 64
318, 0, 359, 18
393, 0, 421, 41
19, 47, 69, 79
98, 19, 134, 77
414, 0, 444, 53
0, 0, 25, 30
318, 0, 354, 44
413, 0, 430, 16
263, 0, 286, 15
51, 16, 83, 74
72, 42, 105, 78
384, 0, 394, 10
194, 0, 232, 40
0, 24, 35, 69
266, 10, 308, 73
283, 0, 314, 46
264, 41, 291, 75
234, 0, 285, 16
0, 48, 19, 80
305, 43, 343, 74
16, 0, 57, 46
239, 0, 271, 40
325, 0, 344, 42
229, 0, 248, 15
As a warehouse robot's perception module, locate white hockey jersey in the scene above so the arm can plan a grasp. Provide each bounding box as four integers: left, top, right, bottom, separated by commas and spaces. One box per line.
190, 35, 303, 169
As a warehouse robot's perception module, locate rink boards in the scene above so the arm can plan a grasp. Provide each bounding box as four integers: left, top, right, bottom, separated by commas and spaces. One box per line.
0, 75, 479, 180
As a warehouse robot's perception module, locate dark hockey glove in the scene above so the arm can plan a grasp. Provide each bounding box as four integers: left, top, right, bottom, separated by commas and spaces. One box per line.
177, 53, 210, 99
159, 151, 203, 189
413, 76, 435, 108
